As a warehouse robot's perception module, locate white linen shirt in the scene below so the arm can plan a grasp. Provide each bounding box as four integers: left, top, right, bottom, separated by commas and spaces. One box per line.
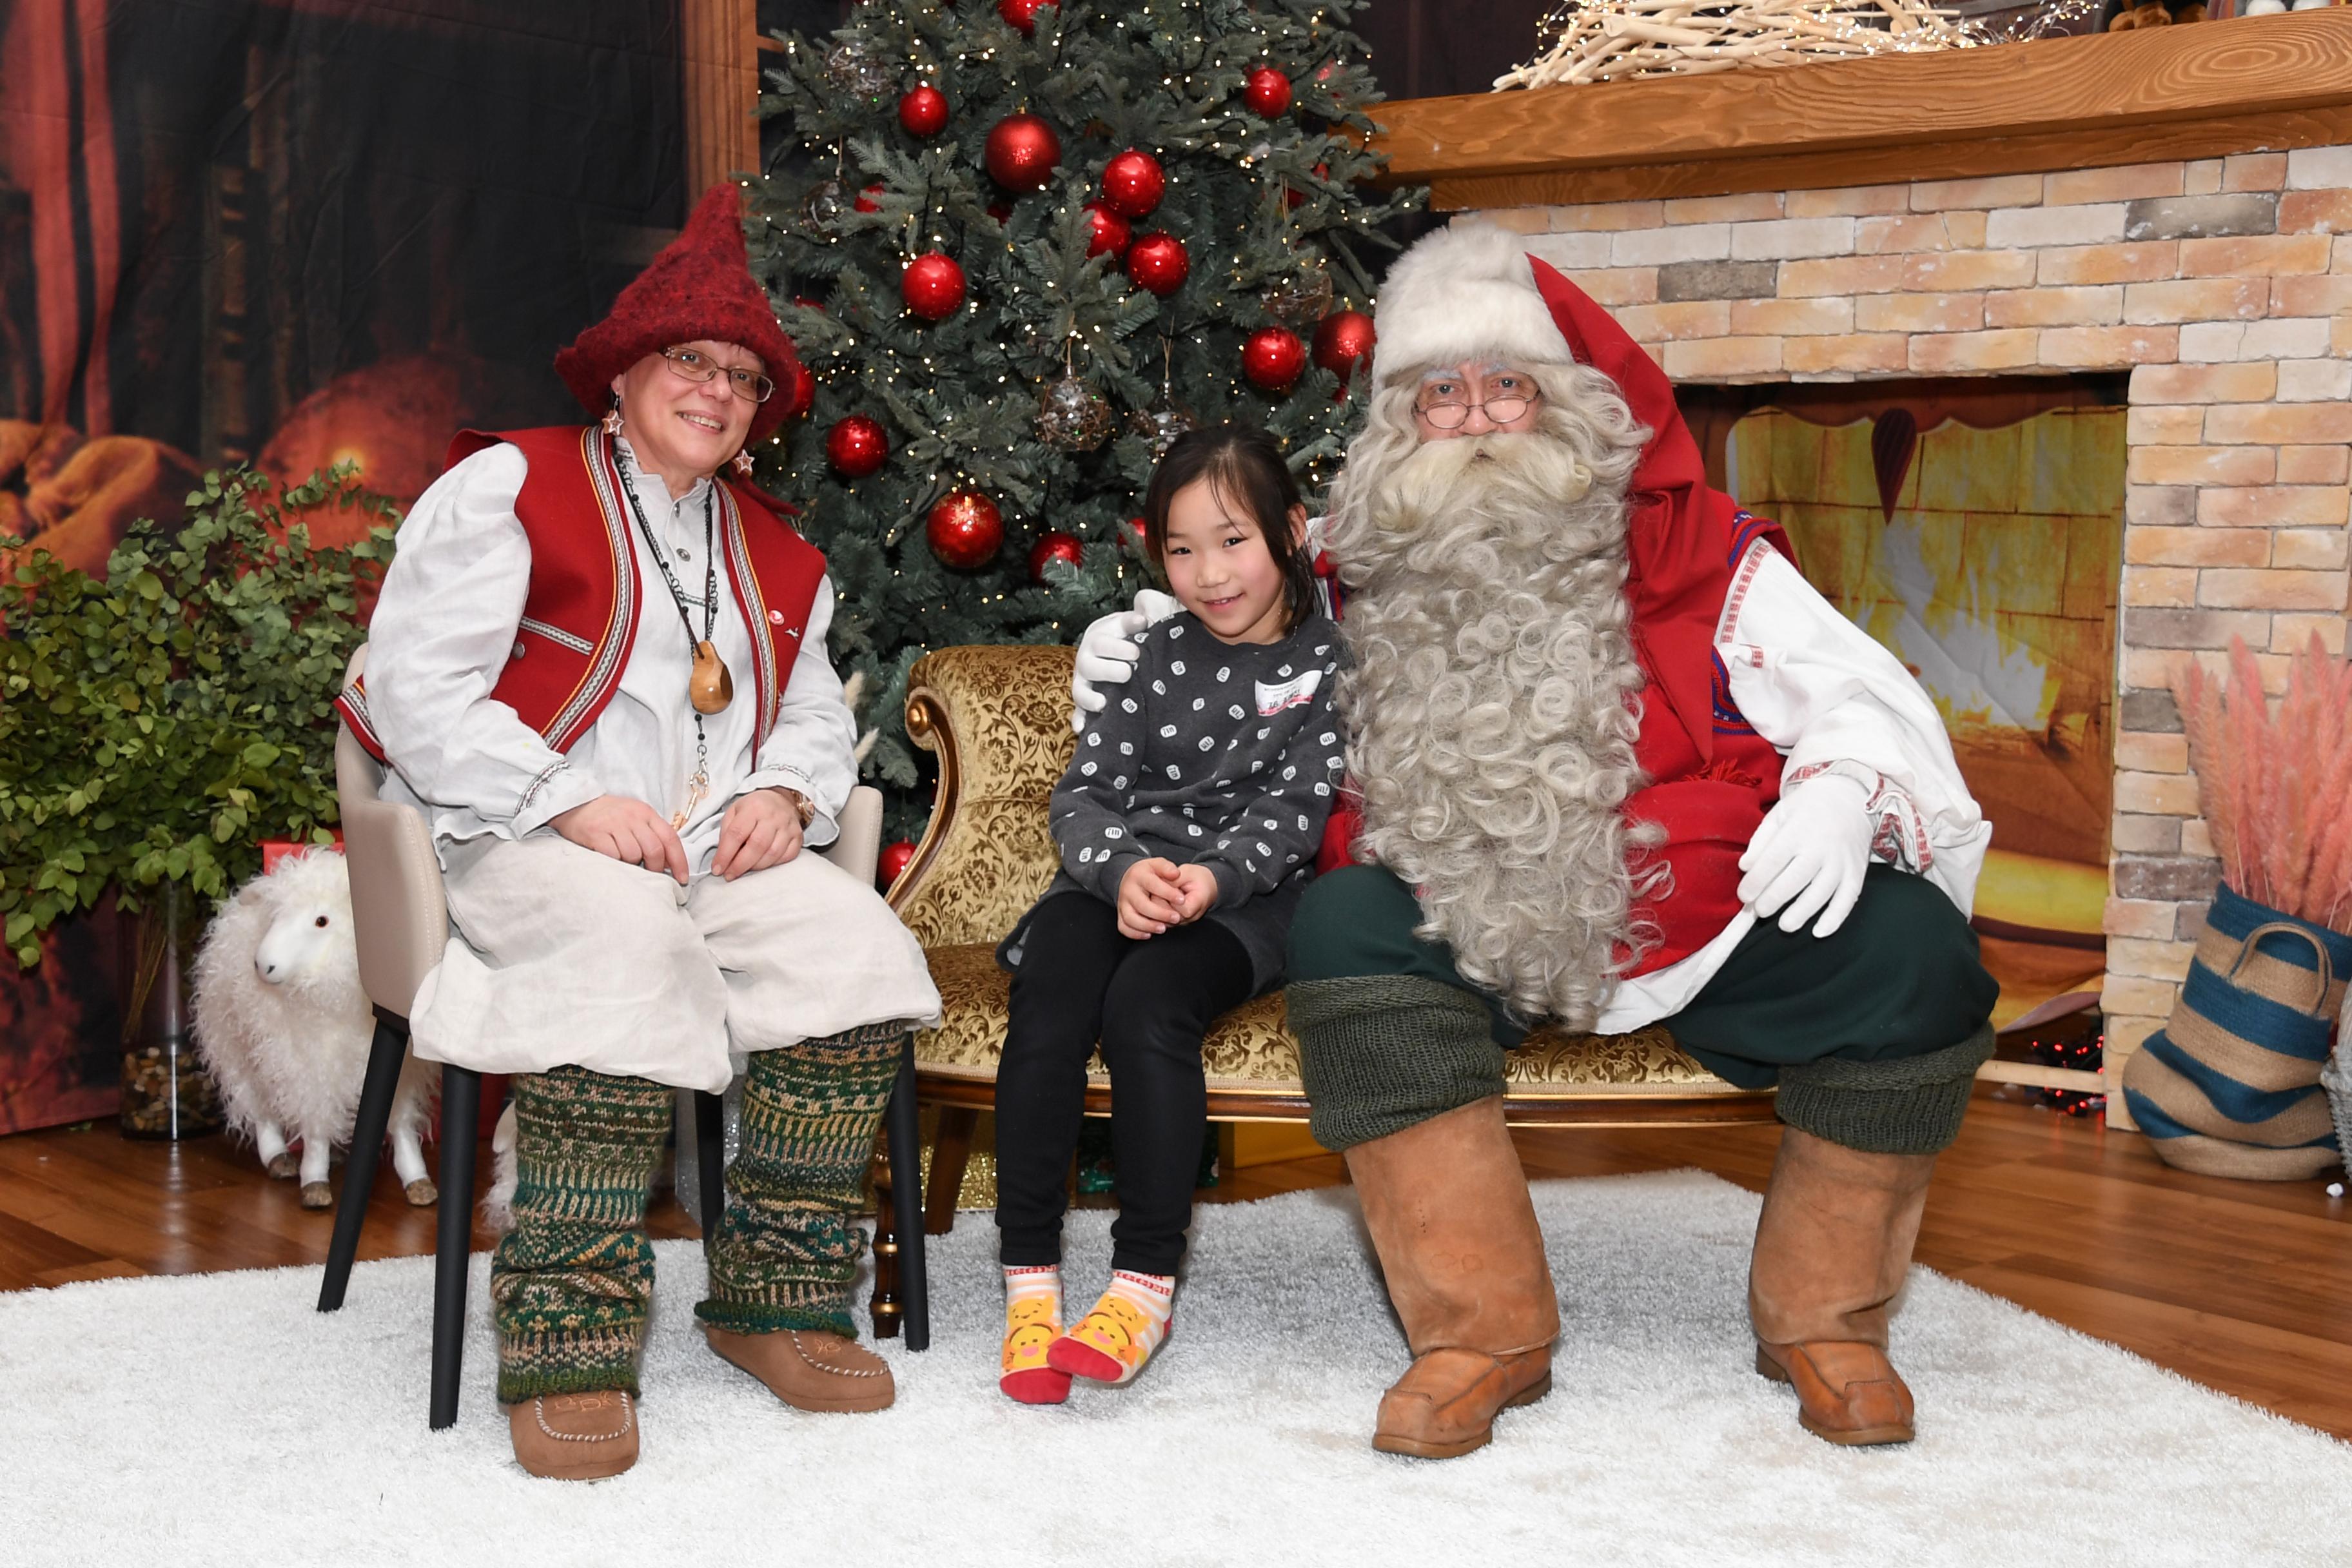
364, 437, 859, 877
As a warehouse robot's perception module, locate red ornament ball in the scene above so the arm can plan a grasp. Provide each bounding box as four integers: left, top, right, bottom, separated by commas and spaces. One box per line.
1126, 232, 1190, 296
926, 490, 1004, 570
1242, 327, 1308, 393
1028, 529, 1084, 582
1244, 66, 1293, 118
898, 85, 948, 139
985, 112, 1061, 191
1083, 201, 1132, 259
902, 251, 968, 320
1099, 150, 1165, 219
853, 183, 886, 213
877, 839, 917, 890
997, 0, 1054, 35
1312, 310, 1377, 386
826, 415, 888, 478
779, 360, 817, 421
987, 202, 1013, 224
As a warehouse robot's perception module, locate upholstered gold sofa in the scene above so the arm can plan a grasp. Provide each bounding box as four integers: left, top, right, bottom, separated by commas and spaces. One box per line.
886, 644, 1774, 1228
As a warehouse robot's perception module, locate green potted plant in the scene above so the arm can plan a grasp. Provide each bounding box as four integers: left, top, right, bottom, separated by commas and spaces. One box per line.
0, 464, 395, 1137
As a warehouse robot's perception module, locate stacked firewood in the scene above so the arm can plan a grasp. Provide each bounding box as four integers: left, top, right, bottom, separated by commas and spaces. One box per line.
1494, 0, 1979, 89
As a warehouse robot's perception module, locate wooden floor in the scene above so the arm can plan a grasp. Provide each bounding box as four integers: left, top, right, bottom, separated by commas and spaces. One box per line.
3, 1088, 2347, 1440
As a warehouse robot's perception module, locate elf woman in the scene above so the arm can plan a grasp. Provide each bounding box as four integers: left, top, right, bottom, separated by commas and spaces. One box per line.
348, 185, 940, 1480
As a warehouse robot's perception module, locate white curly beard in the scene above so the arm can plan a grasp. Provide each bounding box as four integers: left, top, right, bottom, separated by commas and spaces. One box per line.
1333, 422, 1655, 1028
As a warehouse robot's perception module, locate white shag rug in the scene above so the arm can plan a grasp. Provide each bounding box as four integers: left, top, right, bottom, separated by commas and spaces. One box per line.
3, 1171, 2346, 1567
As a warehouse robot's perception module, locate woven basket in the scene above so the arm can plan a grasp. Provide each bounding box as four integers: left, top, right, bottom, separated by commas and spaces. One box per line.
2121, 885, 2349, 1181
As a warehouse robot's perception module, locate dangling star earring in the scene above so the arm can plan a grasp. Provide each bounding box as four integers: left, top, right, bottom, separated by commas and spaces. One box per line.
731, 449, 755, 478
601, 394, 625, 436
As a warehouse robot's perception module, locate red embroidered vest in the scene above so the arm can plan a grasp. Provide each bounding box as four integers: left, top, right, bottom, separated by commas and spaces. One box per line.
338, 426, 827, 762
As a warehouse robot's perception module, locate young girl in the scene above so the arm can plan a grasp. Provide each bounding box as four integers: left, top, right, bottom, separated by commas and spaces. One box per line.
992, 426, 1344, 1404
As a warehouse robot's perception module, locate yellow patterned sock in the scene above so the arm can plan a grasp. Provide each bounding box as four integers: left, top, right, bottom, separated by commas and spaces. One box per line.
999, 1265, 1071, 1405
1048, 1269, 1175, 1386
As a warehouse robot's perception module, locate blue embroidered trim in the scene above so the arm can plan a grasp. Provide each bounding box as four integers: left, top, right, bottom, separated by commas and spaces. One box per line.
1725, 508, 1776, 569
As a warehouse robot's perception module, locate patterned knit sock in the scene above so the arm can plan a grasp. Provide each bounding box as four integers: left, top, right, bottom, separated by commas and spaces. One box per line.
695, 1022, 906, 1339
491, 1066, 673, 1402
1048, 1269, 1175, 1386
999, 1264, 1073, 1404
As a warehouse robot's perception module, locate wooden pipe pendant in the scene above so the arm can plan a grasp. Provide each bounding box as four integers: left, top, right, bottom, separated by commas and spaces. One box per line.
690, 640, 734, 714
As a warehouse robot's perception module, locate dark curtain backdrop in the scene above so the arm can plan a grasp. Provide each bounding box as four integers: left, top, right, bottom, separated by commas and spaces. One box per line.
0, 0, 689, 1133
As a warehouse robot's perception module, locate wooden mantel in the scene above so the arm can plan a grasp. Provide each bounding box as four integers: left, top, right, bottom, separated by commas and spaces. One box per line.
1370, 10, 2352, 209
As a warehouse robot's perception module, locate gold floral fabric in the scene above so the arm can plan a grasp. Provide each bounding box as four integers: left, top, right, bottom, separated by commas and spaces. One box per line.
895, 645, 1757, 1103
890, 646, 1079, 950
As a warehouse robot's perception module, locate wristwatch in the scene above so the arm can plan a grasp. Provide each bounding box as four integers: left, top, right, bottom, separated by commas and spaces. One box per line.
775, 786, 818, 828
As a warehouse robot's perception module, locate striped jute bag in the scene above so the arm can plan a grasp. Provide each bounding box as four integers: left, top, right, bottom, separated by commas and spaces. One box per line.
2122, 884, 2350, 1181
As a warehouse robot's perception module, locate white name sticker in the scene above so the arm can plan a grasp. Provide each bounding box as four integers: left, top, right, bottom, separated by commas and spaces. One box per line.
1255, 668, 1322, 716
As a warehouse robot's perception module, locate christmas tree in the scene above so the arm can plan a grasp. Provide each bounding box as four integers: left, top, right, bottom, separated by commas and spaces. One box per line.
747, 0, 1421, 842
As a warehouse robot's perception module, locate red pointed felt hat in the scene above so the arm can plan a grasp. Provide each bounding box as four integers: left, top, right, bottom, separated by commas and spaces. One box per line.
554, 182, 803, 445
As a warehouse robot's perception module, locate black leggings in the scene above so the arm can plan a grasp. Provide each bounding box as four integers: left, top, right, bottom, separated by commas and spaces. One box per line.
994, 892, 1256, 1276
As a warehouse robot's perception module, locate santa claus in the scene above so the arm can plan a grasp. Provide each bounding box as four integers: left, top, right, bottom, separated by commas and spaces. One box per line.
1073, 222, 1997, 1458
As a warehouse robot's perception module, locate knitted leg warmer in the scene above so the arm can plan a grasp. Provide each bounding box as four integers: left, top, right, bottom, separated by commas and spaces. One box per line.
1773, 1025, 1999, 1156
1285, 975, 1505, 1153
491, 1066, 674, 1403
696, 1021, 908, 1339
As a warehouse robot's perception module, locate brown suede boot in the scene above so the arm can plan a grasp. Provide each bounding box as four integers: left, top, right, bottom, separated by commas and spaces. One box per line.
1345, 1095, 1559, 1459
506, 1390, 638, 1480
704, 1325, 896, 1413
1749, 1126, 1937, 1447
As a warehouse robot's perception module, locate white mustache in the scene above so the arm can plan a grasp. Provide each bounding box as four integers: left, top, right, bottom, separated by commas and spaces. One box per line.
1370, 430, 1596, 538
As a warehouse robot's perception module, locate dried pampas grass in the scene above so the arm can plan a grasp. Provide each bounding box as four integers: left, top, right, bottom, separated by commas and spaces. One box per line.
2175, 634, 2352, 934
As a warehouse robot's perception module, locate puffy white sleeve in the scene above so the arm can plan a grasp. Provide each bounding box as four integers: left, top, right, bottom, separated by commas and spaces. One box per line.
1716, 544, 1991, 916
364, 444, 605, 837
742, 576, 858, 848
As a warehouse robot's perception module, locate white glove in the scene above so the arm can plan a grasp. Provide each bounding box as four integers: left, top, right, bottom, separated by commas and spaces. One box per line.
1736, 773, 1872, 937
1070, 588, 1181, 732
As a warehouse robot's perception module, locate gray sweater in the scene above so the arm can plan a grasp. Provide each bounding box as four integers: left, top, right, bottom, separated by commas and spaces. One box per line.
1002, 610, 1346, 990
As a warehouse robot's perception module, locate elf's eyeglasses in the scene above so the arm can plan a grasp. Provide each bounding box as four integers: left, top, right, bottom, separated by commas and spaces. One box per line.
662, 346, 774, 404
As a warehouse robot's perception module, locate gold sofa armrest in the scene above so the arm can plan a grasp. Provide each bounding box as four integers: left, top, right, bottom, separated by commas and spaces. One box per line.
888, 645, 1081, 949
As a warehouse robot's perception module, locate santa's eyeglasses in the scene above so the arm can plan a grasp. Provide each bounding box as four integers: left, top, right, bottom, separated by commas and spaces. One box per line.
1413, 380, 1539, 429
662, 346, 774, 403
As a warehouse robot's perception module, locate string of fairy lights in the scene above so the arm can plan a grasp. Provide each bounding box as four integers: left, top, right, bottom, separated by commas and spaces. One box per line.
752, 5, 1392, 649
744, 2, 1413, 807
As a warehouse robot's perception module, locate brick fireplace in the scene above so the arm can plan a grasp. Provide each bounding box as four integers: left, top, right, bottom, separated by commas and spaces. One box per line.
1373, 15, 2352, 1121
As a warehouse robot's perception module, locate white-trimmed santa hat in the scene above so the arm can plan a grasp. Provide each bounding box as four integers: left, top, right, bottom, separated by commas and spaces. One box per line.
1369, 220, 1575, 386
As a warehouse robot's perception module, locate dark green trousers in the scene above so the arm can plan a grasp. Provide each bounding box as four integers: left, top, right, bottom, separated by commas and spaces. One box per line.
1285, 863, 1997, 1155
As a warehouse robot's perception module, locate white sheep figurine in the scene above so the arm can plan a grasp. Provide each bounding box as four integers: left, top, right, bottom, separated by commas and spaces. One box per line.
190, 847, 439, 1210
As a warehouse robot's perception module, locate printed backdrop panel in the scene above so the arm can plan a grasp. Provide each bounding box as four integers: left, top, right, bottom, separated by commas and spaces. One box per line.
1703, 385, 2126, 1021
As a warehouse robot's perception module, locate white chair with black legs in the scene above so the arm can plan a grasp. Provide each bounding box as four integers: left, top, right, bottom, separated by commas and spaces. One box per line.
315, 644, 928, 1429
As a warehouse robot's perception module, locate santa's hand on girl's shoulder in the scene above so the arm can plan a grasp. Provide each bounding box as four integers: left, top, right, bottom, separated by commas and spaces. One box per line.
1070, 588, 1182, 732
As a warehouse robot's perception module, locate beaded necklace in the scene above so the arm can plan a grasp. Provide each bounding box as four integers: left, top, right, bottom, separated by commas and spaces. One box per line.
615, 446, 731, 828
